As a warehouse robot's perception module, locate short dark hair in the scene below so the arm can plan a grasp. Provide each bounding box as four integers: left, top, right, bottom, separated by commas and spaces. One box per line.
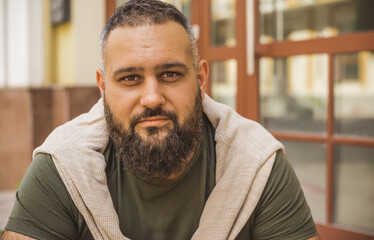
100, 0, 198, 73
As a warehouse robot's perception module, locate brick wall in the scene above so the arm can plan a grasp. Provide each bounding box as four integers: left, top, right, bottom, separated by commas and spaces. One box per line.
0, 87, 100, 190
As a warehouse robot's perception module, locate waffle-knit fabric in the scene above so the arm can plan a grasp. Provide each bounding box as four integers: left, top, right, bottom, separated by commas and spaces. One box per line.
33, 95, 283, 240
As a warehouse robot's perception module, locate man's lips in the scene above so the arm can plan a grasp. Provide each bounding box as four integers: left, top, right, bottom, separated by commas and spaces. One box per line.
137, 116, 171, 127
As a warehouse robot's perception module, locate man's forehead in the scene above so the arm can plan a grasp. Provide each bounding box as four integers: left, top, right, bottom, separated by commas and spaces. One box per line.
103, 22, 193, 71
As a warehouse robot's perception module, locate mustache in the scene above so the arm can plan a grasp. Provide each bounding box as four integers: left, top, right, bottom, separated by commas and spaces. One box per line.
130, 107, 178, 129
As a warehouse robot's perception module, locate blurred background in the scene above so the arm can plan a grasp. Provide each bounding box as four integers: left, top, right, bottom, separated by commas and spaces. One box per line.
0, 0, 373, 239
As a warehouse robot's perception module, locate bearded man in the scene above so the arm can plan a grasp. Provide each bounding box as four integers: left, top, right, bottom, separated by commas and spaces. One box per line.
3, 0, 319, 239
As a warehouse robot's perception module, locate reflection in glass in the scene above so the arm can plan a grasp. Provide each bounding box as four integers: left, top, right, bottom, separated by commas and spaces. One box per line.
334, 145, 374, 233
282, 140, 326, 222
181, 0, 191, 21
259, 0, 374, 43
334, 51, 374, 138
116, 0, 129, 7
210, 0, 236, 47
259, 55, 328, 133
162, 0, 191, 20
210, 59, 237, 109
116, 0, 191, 20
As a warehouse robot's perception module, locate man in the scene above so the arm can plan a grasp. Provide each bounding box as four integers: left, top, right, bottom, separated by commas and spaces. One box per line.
3, 0, 319, 239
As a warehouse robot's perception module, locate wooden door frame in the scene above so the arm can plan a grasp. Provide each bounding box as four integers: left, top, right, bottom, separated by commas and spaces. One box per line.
196, 0, 252, 118
105, 0, 115, 20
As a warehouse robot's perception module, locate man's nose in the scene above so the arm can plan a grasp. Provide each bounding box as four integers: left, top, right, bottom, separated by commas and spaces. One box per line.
139, 77, 166, 109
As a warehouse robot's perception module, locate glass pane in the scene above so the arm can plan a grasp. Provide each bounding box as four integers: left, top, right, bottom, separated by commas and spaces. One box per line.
334, 145, 374, 233
282, 140, 326, 222
116, 0, 191, 20
162, 0, 191, 20
116, 0, 128, 7
259, 0, 374, 44
334, 51, 374, 138
210, 59, 237, 109
260, 55, 328, 134
210, 0, 236, 47
181, 0, 191, 21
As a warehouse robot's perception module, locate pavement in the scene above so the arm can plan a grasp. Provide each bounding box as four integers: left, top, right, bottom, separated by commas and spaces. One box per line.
0, 190, 16, 231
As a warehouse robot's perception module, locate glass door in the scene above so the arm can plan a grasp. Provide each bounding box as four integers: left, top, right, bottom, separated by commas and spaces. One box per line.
257, 0, 374, 239
199, 0, 241, 110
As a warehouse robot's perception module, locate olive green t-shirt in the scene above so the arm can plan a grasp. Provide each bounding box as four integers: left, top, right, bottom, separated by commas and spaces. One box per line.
6, 116, 317, 239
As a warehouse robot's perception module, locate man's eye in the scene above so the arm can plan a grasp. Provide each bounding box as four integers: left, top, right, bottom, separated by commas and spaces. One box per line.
162, 72, 179, 80
164, 72, 177, 78
122, 75, 138, 82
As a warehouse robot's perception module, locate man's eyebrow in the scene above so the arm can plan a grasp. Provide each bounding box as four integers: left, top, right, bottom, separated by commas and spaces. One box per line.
155, 62, 188, 71
112, 67, 144, 78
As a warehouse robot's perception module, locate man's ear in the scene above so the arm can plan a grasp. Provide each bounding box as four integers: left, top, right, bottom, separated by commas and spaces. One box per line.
197, 59, 209, 100
96, 69, 105, 98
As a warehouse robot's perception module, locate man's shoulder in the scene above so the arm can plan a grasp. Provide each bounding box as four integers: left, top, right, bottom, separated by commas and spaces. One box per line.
19, 153, 72, 205
28, 153, 58, 179
250, 150, 318, 239
259, 150, 298, 205
33, 152, 53, 162
5, 153, 88, 239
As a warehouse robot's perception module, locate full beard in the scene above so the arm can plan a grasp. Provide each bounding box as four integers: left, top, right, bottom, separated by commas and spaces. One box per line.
104, 91, 203, 180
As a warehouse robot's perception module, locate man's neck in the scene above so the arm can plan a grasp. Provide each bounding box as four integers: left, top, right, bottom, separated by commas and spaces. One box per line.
165, 146, 198, 180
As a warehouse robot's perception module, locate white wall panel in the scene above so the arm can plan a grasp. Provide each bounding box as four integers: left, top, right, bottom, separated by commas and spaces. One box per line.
7, 0, 29, 87
0, 0, 6, 87
6, 0, 43, 87
28, 0, 44, 86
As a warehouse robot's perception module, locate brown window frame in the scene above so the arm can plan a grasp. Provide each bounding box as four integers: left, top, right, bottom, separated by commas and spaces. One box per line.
253, 1, 374, 239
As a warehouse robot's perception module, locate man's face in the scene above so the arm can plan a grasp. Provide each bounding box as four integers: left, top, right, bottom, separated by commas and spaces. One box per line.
97, 22, 208, 179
